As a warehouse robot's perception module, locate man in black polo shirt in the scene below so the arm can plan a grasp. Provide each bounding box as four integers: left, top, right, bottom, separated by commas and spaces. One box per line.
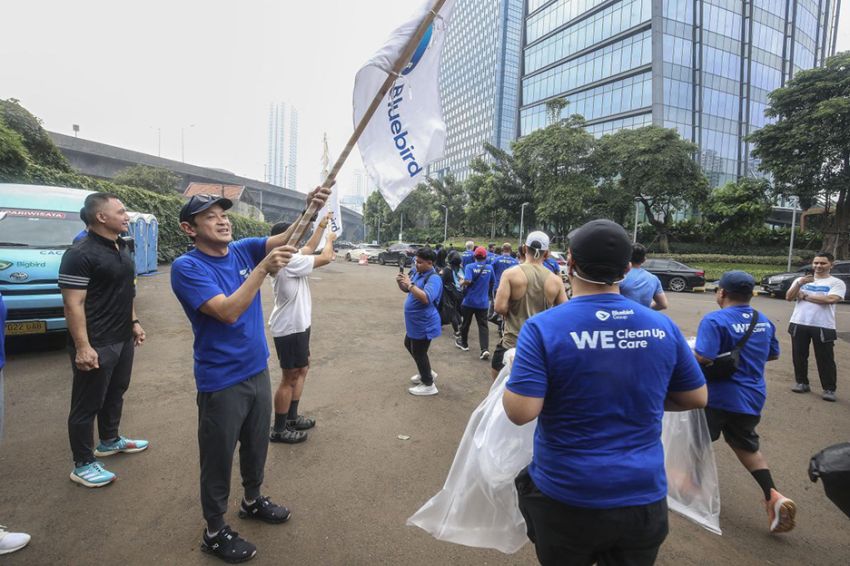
60, 192, 148, 488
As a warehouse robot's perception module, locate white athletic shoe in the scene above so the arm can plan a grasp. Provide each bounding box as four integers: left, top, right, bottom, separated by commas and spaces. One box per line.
410, 371, 438, 385
0, 526, 31, 555
408, 383, 438, 396
480, 350, 490, 360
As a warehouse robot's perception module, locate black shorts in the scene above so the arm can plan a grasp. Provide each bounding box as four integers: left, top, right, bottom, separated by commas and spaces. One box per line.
273, 328, 311, 370
491, 342, 509, 371
705, 407, 760, 453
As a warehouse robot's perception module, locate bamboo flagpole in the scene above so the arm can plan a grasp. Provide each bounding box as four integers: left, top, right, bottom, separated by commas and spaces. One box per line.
284, 0, 449, 247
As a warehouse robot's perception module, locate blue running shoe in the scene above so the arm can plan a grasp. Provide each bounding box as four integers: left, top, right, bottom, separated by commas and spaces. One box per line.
70, 461, 116, 488
94, 436, 149, 457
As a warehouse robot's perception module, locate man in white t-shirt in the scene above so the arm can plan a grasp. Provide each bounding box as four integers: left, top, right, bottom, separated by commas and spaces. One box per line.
786, 252, 846, 402
268, 215, 336, 443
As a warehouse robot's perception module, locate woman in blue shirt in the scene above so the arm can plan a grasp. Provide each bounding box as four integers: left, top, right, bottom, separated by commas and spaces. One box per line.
396, 247, 443, 396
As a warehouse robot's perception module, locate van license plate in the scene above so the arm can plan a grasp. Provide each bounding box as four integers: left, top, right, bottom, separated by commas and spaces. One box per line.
6, 321, 47, 335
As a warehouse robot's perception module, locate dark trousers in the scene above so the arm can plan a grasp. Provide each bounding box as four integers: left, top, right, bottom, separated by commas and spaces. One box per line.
460, 306, 489, 352
68, 338, 134, 466
197, 369, 271, 531
516, 468, 668, 566
790, 323, 837, 391
404, 336, 433, 386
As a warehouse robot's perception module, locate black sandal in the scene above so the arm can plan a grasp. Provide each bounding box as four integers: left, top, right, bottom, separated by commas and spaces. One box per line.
269, 427, 307, 444
287, 415, 316, 431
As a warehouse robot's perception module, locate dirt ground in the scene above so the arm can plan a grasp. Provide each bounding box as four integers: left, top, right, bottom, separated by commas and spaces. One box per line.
1, 257, 848, 565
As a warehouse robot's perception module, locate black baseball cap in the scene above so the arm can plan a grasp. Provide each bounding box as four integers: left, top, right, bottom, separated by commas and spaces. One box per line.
718, 271, 755, 295
179, 194, 233, 223
567, 219, 632, 285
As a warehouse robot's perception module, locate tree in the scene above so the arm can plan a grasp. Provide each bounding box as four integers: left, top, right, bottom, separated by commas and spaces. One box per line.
595, 126, 710, 252
113, 164, 182, 195
512, 113, 598, 242
363, 190, 392, 244
748, 52, 850, 258
427, 174, 466, 239
0, 120, 29, 179
704, 177, 773, 243
0, 98, 70, 172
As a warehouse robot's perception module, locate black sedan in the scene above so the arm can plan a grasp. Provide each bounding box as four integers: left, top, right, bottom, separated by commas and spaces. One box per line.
761, 261, 850, 299
377, 243, 424, 266
642, 259, 706, 292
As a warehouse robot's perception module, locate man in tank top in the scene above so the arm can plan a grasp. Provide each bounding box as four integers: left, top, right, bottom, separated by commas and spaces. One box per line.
491, 231, 567, 378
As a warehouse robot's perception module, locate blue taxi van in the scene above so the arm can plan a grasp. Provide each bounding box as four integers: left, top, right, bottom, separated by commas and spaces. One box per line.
0, 184, 91, 337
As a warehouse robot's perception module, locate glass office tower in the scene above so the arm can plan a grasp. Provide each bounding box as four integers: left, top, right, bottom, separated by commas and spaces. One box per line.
431, 0, 525, 182
521, 0, 842, 186
266, 102, 298, 190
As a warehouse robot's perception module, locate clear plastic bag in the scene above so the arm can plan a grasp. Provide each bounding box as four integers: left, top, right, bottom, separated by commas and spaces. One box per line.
662, 409, 722, 534
408, 351, 722, 554
407, 349, 534, 554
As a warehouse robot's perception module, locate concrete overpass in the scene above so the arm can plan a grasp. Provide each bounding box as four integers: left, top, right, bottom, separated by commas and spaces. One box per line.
48, 132, 364, 241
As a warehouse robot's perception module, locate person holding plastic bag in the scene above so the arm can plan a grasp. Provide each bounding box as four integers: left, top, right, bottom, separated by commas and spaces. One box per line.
503, 220, 707, 566
694, 271, 796, 533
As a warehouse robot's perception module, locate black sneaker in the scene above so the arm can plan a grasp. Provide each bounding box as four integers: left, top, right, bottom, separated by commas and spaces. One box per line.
455, 338, 469, 351
238, 496, 291, 524
201, 525, 256, 563
270, 427, 307, 444
287, 415, 316, 431
791, 383, 811, 393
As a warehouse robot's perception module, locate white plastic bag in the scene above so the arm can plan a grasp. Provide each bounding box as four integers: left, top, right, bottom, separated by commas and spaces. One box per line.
408, 351, 722, 554
406, 349, 535, 554
662, 409, 722, 534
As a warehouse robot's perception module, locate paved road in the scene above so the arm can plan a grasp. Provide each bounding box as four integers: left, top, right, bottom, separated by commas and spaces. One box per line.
1, 259, 848, 565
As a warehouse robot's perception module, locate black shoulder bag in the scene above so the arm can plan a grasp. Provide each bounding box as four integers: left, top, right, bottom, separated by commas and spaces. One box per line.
701, 311, 759, 381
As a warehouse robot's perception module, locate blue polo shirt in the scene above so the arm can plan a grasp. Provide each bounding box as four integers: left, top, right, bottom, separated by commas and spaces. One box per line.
695, 305, 779, 416
171, 237, 270, 393
462, 261, 494, 310
507, 294, 705, 509
543, 257, 560, 275
620, 267, 663, 308
404, 269, 442, 340
461, 250, 475, 268
492, 254, 519, 289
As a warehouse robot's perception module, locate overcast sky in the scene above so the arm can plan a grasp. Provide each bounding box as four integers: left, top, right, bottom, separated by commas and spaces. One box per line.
2, 0, 849, 197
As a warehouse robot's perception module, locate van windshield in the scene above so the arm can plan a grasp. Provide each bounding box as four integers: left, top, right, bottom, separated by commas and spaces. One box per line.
0, 209, 83, 248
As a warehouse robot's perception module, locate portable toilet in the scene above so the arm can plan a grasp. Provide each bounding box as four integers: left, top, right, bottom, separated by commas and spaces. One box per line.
145, 217, 158, 273
127, 212, 158, 275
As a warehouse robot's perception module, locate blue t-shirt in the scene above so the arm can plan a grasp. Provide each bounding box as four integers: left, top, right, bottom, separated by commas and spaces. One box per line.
0, 292, 6, 369
543, 257, 560, 274
620, 267, 664, 308
492, 254, 520, 289
404, 269, 442, 340
461, 250, 475, 269
695, 305, 779, 416
507, 294, 705, 509
170, 238, 270, 393
462, 261, 494, 309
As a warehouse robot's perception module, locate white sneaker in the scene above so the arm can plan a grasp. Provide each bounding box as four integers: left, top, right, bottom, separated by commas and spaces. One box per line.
410, 371, 438, 385
408, 383, 438, 396
0, 526, 31, 555
480, 350, 490, 360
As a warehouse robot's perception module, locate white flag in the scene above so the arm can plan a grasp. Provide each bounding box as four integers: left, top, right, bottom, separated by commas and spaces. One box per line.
353, 0, 456, 210
318, 134, 343, 247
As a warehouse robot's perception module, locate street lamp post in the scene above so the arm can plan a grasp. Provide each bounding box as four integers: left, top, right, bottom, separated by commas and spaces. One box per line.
399, 213, 404, 242
787, 197, 798, 272
519, 202, 530, 248
633, 198, 641, 243
441, 205, 448, 244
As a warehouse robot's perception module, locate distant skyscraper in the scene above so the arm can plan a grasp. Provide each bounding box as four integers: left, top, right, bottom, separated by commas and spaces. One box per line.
266, 102, 298, 189
352, 168, 377, 199
429, 0, 524, 182
520, 0, 842, 186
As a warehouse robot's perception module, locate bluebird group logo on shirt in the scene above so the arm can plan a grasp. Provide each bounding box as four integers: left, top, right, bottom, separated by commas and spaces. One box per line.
239, 268, 251, 280
595, 310, 611, 321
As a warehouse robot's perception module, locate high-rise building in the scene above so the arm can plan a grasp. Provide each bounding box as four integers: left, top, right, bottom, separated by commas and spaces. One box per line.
266, 102, 298, 189
520, 0, 842, 186
430, 0, 525, 182
352, 168, 378, 199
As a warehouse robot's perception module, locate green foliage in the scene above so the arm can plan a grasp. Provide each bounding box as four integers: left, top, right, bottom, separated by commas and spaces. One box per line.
748, 52, 850, 258
113, 165, 182, 195
0, 98, 70, 171
693, 263, 787, 283
595, 126, 710, 252
0, 120, 28, 178
704, 177, 773, 244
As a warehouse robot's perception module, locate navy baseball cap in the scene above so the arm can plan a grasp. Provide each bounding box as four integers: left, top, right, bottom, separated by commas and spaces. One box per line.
179, 194, 233, 223
718, 270, 755, 295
